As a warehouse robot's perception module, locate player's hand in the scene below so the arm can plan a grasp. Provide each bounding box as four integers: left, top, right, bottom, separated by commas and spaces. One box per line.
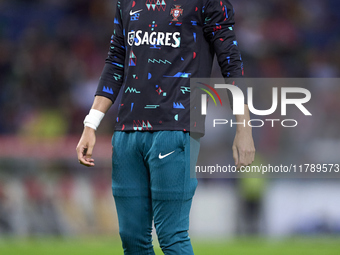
76, 127, 96, 167
232, 130, 255, 170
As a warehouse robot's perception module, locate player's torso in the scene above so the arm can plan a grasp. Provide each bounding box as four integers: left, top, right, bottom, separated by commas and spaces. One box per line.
115, 0, 211, 132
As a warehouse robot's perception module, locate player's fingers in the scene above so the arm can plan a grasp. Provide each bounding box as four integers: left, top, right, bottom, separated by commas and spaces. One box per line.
76, 145, 86, 160
251, 149, 255, 163
78, 152, 92, 166
79, 158, 89, 165
238, 148, 246, 166
245, 151, 253, 166
85, 144, 94, 158
232, 145, 239, 166
244, 150, 251, 165
79, 159, 95, 167
80, 151, 95, 167
84, 145, 95, 167
76, 145, 94, 167
248, 146, 255, 165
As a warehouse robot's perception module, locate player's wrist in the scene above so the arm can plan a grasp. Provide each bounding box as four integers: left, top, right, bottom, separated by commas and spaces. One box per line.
236, 127, 252, 135
84, 125, 96, 132
83, 109, 105, 131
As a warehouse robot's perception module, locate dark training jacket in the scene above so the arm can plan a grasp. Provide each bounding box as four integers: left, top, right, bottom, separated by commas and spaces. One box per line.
96, 0, 244, 134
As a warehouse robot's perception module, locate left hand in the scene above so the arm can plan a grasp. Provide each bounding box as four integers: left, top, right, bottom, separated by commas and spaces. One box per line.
232, 130, 255, 169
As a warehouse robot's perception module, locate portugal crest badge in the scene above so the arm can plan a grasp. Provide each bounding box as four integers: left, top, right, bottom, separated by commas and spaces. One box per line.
170, 5, 183, 22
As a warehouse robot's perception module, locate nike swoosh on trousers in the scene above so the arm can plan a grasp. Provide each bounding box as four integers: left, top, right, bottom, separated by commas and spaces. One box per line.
159, 151, 175, 159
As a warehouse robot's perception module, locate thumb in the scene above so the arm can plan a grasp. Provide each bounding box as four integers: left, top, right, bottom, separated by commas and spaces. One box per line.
232, 146, 239, 166
85, 143, 94, 159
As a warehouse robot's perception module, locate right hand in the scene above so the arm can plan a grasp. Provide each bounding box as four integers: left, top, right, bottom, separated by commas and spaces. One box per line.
76, 127, 96, 167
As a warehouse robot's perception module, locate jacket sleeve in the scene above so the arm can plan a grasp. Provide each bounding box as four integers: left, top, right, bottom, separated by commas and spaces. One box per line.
203, 0, 247, 105
95, 1, 126, 103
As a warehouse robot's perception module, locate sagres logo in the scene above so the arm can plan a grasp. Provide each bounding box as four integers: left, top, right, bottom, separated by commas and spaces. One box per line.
198, 82, 312, 128
127, 30, 180, 48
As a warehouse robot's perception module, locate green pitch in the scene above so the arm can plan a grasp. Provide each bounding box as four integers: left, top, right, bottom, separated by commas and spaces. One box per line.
0, 237, 340, 255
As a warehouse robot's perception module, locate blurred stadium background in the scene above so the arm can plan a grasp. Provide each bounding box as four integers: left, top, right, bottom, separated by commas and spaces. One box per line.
1, 0, 340, 254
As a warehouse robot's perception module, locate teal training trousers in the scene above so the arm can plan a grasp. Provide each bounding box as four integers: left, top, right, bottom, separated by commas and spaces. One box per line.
111, 131, 200, 255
